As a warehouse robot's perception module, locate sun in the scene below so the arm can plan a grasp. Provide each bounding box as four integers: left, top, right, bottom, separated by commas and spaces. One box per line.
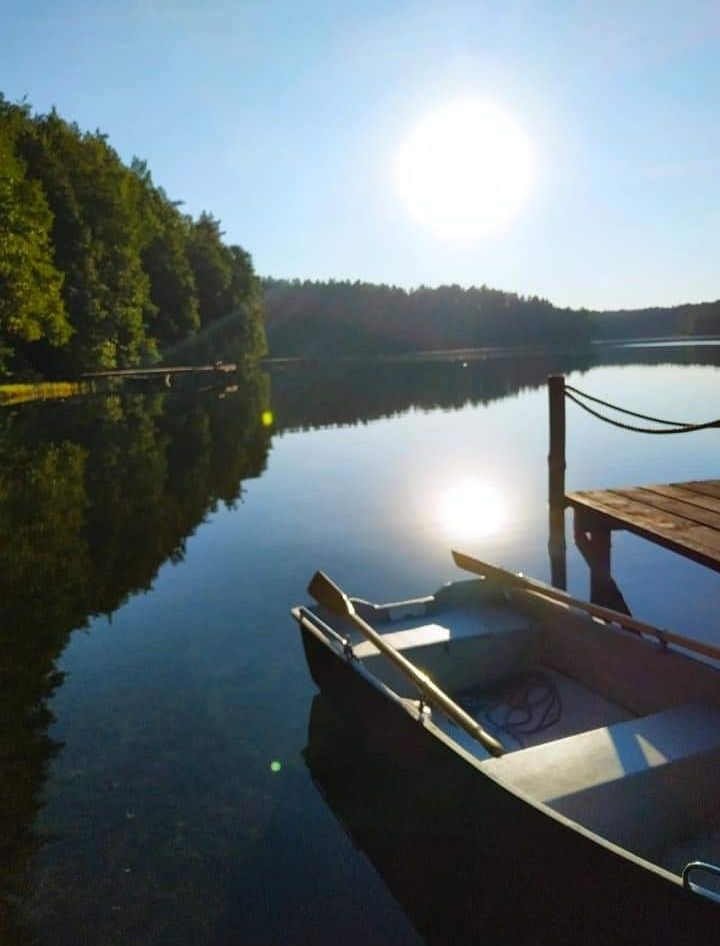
394, 99, 534, 239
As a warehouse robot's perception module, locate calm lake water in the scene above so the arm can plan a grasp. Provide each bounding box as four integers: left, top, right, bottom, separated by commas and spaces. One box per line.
3, 342, 720, 944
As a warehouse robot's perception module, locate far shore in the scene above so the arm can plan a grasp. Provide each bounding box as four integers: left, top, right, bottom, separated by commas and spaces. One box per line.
262, 334, 720, 366
3, 335, 719, 401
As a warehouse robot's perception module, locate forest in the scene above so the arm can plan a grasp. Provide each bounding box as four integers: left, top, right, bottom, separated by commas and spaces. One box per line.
0, 97, 266, 378
584, 299, 720, 339
263, 278, 592, 356
263, 279, 720, 357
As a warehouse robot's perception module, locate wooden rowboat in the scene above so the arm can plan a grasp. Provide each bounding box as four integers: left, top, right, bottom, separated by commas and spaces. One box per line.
292, 552, 720, 943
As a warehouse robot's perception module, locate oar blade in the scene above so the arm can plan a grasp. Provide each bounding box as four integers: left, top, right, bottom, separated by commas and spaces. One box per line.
452, 550, 522, 587
308, 570, 355, 617
452, 549, 483, 574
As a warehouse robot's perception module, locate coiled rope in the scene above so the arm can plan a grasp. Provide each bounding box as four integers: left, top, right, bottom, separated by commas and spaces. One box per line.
564, 384, 720, 435
458, 672, 562, 748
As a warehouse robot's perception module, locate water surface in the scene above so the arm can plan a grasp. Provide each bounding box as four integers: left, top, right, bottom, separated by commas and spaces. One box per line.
2, 344, 720, 944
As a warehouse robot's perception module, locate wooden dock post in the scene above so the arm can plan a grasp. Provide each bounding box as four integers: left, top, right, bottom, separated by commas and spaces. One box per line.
547, 375, 567, 589
573, 510, 630, 614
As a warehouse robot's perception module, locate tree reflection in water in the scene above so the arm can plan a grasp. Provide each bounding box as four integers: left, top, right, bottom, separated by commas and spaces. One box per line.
0, 371, 271, 943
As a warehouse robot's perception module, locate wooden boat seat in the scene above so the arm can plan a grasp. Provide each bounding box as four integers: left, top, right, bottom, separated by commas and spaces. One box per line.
353, 604, 534, 655
354, 605, 537, 695
481, 702, 720, 854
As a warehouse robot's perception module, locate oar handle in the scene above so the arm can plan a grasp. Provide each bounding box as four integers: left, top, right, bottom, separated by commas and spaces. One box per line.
308, 570, 504, 757
452, 550, 720, 663
350, 610, 504, 756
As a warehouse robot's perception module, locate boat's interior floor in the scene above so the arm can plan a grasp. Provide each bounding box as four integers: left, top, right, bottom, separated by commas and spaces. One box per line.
438, 664, 634, 755
437, 667, 720, 872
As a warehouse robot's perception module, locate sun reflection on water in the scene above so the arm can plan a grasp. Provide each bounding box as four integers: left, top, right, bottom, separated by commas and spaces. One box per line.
435, 478, 506, 540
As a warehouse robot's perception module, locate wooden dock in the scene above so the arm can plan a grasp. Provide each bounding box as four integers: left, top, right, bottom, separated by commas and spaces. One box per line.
82, 363, 236, 380
546, 375, 720, 595
568, 481, 720, 573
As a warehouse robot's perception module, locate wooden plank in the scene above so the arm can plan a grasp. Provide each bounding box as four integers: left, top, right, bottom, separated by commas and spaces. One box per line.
567, 489, 720, 564
673, 480, 720, 502
567, 478, 720, 572
641, 483, 720, 519
570, 489, 707, 535
610, 487, 720, 532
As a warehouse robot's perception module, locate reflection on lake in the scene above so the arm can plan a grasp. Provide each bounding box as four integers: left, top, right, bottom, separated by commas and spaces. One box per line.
609, 339, 720, 349
0, 373, 271, 943
1, 343, 720, 944
434, 478, 507, 541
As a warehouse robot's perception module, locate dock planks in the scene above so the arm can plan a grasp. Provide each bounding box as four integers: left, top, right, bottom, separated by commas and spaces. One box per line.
82, 363, 236, 379
567, 480, 720, 571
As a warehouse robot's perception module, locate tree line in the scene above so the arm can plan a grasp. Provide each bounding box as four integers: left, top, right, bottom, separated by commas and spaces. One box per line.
0, 96, 266, 378
583, 299, 720, 339
263, 279, 720, 357
263, 278, 592, 356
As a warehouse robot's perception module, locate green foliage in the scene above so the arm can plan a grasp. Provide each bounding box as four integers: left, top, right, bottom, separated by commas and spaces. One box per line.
187, 212, 234, 327
187, 215, 266, 337
0, 97, 266, 378
169, 214, 266, 363
263, 278, 592, 356
0, 102, 70, 374
131, 159, 200, 345
226, 245, 267, 358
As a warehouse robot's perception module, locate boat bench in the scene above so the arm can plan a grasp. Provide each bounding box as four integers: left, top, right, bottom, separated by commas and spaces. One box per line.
354, 604, 537, 696
481, 702, 720, 855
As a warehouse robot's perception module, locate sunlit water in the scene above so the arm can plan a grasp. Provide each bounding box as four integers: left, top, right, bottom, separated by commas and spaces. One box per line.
2, 343, 720, 944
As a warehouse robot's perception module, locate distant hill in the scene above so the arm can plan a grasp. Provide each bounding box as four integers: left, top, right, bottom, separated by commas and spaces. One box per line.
262, 278, 591, 356
262, 277, 720, 357
586, 300, 720, 339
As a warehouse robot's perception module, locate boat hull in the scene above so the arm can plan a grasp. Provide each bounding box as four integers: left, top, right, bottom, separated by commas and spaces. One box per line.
300, 620, 719, 944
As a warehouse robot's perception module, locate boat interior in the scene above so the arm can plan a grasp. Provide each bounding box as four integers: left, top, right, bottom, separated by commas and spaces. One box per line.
343, 582, 720, 887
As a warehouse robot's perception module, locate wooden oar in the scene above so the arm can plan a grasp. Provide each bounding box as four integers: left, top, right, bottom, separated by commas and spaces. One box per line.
308, 570, 505, 757
452, 550, 720, 663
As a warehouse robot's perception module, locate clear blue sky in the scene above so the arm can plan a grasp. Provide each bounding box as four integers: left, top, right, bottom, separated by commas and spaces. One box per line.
1, 0, 718, 309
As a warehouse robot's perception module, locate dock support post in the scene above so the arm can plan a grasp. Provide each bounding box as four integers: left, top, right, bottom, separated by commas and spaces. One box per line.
574, 510, 630, 615
547, 375, 567, 589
